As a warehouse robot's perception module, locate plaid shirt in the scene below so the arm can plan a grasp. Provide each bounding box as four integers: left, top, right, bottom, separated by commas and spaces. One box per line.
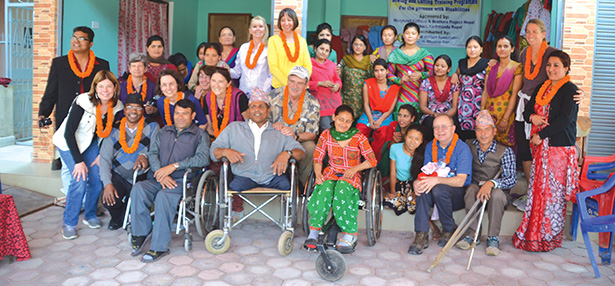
267, 87, 320, 135
472, 139, 517, 190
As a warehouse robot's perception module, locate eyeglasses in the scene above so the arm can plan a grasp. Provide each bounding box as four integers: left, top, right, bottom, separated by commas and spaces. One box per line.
433, 124, 453, 130
71, 36, 89, 42
126, 106, 143, 111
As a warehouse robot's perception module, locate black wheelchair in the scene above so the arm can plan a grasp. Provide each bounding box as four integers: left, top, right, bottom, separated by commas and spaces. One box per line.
195, 157, 300, 256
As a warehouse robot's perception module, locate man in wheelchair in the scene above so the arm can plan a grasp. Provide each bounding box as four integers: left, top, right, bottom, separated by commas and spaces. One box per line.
130, 99, 210, 262
99, 93, 159, 230
210, 92, 305, 192
304, 105, 377, 254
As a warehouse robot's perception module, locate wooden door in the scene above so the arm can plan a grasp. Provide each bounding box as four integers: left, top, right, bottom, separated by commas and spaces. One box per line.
208, 14, 252, 44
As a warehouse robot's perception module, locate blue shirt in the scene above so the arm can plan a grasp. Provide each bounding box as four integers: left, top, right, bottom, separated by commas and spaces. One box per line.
423, 138, 473, 186
390, 143, 413, 181
156, 92, 207, 127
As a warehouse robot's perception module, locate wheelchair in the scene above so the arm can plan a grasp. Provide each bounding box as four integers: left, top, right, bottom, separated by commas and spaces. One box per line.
122, 167, 216, 252
301, 165, 383, 281
196, 157, 299, 256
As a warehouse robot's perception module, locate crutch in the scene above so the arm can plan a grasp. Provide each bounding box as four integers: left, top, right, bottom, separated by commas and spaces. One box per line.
427, 200, 482, 273
466, 199, 487, 270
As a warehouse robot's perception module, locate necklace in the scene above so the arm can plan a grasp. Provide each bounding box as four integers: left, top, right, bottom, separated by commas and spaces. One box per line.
164, 92, 184, 126
432, 133, 459, 164
68, 50, 96, 78
536, 75, 570, 107
210, 86, 233, 137
126, 75, 147, 101
280, 31, 300, 63
282, 86, 305, 125
96, 103, 113, 138
245, 40, 265, 69
119, 117, 144, 154
524, 41, 547, 81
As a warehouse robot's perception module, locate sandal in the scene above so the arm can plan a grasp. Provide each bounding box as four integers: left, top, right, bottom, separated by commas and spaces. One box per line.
131, 232, 152, 257
141, 250, 169, 263
336, 235, 358, 254
303, 238, 318, 251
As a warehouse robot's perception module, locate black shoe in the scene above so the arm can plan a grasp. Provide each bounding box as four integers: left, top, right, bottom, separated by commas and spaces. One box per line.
438, 231, 454, 247
408, 231, 429, 255
107, 221, 122, 230
141, 250, 169, 263
51, 158, 62, 170
131, 233, 152, 257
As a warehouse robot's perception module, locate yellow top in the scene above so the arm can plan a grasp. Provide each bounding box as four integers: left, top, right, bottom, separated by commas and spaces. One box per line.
267, 34, 312, 88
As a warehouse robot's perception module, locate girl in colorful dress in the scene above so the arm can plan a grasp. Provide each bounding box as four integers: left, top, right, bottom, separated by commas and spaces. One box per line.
155, 69, 207, 128
453, 36, 490, 140
340, 35, 373, 119
308, 22, 338, 63
513, 51, 579, 252
144, 35, 177, 83
230, 16, 272, 96
268, 8, 312, 89
356, 58, 399, 160
481, 36, 522, 147
378, 104, 418, 191
218, 26, 240, 68
309, 39, 342, 131
387, 22, 434, 116
418, 55, 460, 136
370, 25, 398, 62
304, 105, 378, 254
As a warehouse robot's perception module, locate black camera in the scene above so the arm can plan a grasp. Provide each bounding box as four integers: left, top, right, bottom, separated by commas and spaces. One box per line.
39, 117, 52, 127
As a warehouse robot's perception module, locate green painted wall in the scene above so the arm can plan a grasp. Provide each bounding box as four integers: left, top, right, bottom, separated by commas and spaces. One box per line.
62, 0, 120, 73
171, 0, 199, 61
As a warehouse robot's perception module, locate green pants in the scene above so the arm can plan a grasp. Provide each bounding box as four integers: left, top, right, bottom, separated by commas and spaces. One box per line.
307, 180, 359, 234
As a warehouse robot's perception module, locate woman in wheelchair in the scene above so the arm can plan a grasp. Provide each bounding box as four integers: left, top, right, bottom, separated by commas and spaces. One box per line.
304, 105, 378, 253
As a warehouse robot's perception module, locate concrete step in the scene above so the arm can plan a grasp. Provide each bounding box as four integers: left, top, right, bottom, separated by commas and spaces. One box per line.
0, 160, 63, 198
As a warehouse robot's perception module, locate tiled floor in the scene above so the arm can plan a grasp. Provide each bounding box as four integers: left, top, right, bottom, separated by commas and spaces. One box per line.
0, 205, 613, 286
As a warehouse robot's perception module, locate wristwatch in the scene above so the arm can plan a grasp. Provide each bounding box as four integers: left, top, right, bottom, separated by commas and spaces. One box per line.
286, 150, 293, 159
173, 162, 180, 169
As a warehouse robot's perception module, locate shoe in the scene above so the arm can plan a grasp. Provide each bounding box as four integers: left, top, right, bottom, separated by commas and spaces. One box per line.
131, 233, 152, 257
82, 218, 102, 229
513, 195, 527, 211
438, 231, 454, 247
456, 236, 480, 250
303, 238, 318, 251
486, 236, 501, 256
141, 250, 169, 263
107, 221, 122, 231
408, 231, 429, 255
62, 225, 78, 240
231, 211, 244, 223
336, 234, 358, 254
51, 158, 62, 170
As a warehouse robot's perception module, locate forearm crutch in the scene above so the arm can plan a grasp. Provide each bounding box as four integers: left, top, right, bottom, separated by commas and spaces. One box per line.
466, 200, 487, 270
427, 200, 482, 273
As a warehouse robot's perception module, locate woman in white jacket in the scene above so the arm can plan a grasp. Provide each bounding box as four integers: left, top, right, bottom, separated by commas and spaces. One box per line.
53, 70, 123, 240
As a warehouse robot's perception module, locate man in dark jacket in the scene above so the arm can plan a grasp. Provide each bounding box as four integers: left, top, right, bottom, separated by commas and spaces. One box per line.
130, 99, 210, 263
39, 26, 109, 171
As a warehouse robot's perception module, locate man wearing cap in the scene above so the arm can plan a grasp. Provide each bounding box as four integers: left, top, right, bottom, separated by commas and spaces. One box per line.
211, 93, 306, 192
267, 65, 320, 187
99, 93, 160, 230
130, 99, 210, 263
455, 110, 517, 256
408, 113, 473, 255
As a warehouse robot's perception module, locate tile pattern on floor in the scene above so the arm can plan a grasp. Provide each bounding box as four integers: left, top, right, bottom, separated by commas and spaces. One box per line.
0, 206, 613, 285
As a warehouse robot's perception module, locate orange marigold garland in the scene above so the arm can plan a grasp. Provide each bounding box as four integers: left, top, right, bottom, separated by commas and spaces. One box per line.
282, 86, 305, 125
536, 75, 570, 107
524, 41, 547, 81
280, 31, 300, 63
210, 86, 233, 137
96, 104, 113, 138
245, 40, 265, 69
68, 49, 96, 78
119, 117, 145, 154
164, 92, 184, 126
432, 133, 459, 164
126, 75, 148, 101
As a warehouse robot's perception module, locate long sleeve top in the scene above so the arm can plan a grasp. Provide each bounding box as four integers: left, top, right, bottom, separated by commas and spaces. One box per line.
308, 58, 342, 117
229, 41, 273, 94
267, 34, 312, 89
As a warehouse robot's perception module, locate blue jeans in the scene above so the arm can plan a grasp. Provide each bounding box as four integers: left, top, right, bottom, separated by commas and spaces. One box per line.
59, 143, 103, 227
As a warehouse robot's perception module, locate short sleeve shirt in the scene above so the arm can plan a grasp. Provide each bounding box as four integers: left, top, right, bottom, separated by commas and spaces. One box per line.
267, 87, 321, 134
423, 138, 473, 186
390, 143, 413, 181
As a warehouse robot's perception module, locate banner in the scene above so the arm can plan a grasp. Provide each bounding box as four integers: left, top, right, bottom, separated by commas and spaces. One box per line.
389, 0, 481, 48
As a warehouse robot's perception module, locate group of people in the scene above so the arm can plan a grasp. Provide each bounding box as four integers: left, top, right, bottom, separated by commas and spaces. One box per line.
38, 12, 581, 263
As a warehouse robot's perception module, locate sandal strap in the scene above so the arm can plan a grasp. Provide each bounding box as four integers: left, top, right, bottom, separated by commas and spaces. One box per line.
337, 236, 356, 247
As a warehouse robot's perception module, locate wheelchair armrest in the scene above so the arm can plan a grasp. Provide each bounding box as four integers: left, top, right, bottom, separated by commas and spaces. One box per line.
289, 158, 297, 164
577, 174, 615, 220
132, 166, 150, 184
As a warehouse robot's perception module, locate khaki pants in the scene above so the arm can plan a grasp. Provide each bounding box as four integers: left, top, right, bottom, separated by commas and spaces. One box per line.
464, 183, 508, 237
298, 140, 316, 187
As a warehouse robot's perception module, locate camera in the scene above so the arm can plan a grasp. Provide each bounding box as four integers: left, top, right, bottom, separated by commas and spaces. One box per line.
39, 117, 52, 128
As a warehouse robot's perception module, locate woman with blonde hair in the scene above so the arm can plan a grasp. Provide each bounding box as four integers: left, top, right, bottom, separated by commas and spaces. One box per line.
230, 15, 273, 95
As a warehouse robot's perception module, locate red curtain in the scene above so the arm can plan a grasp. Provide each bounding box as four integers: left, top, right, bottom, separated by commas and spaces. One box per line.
118, 0, 169, 76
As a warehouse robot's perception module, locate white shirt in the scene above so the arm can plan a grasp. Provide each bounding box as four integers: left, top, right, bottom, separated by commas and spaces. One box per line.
247, 119, 269, 162
230, 41, 273, 95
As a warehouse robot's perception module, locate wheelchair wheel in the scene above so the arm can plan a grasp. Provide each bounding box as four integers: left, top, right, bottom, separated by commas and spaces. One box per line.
184, 233, 193, 252
365, 168, 383, 246
277, 230, 294, 256
205, 229, 230, 254
302, 171, 316, 236
315, 250, 347, 282
195, 171, 218, 238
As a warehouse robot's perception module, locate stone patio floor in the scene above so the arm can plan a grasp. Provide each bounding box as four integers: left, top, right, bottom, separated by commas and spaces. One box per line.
1, 205, 614, 286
